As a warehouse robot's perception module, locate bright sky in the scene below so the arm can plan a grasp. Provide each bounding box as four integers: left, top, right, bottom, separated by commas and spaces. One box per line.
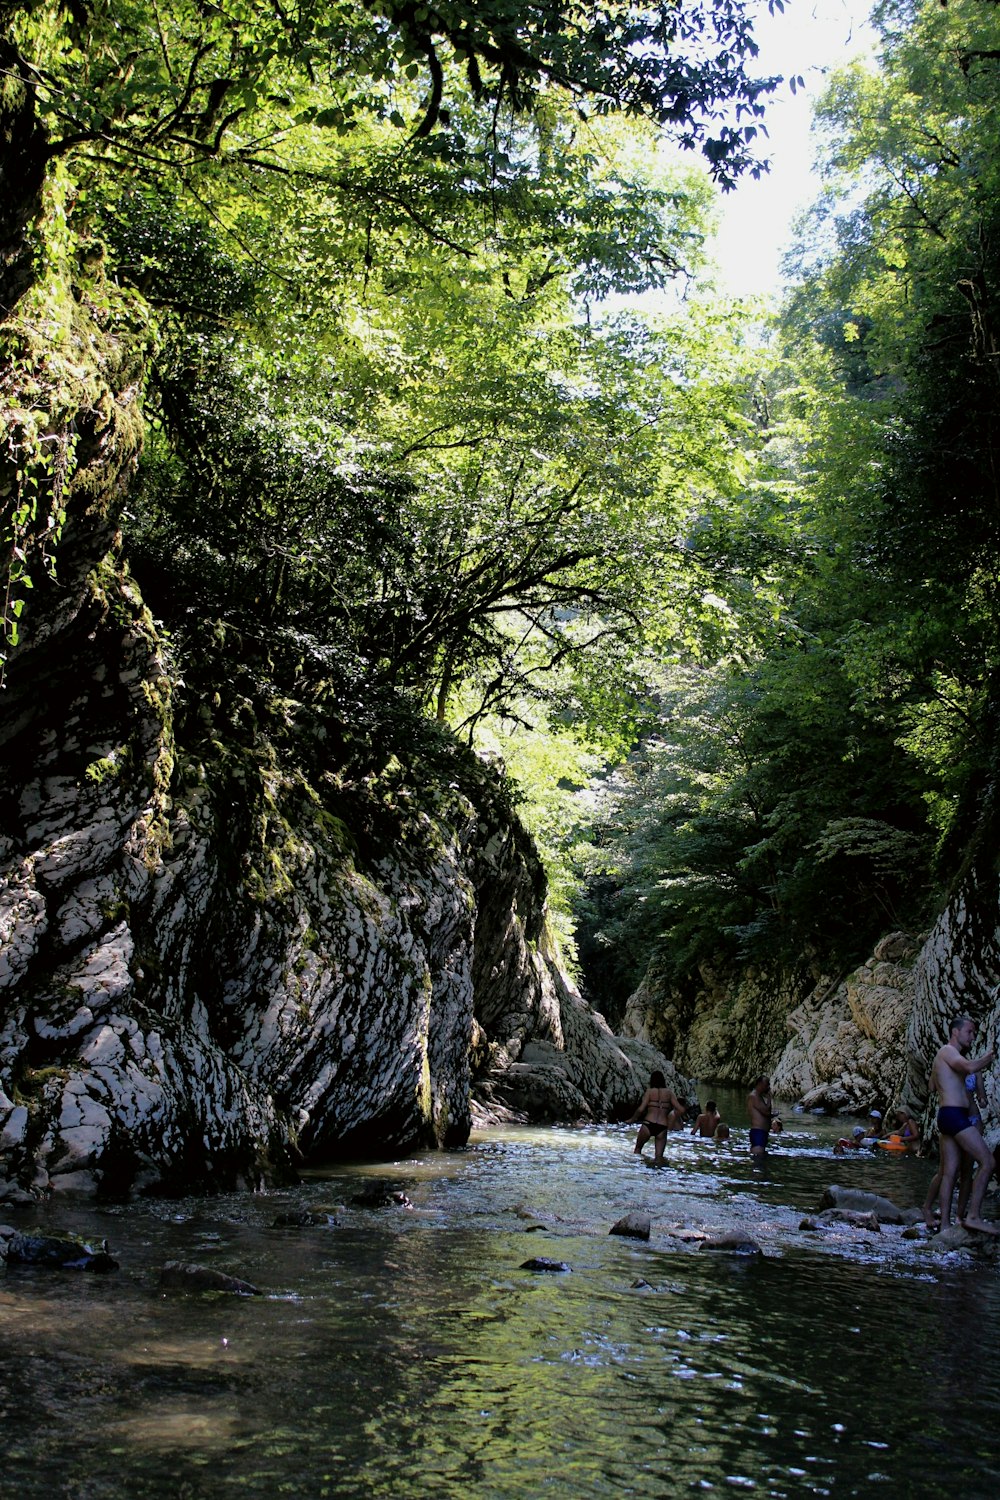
711, 0, 877, 298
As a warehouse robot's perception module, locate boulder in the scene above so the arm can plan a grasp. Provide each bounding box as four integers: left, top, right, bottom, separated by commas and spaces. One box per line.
272, 1208, 335, 1227
818, 1186, 905, 1223
609, 1213, 651, 1241
350, 1189, 412, 1209
923, 1226, 975, 1252
519, 1257, 571, 1272
814, 1209, 880, 1232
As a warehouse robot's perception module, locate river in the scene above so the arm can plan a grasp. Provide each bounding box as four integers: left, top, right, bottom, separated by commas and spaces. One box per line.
2, 1090, 999, 1499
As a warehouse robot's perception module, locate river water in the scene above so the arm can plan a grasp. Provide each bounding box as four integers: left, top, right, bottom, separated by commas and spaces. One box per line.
2, 1091, 1000, 1500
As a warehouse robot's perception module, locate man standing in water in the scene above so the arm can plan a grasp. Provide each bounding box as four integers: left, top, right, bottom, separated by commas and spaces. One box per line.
747, 1076, 772, 1159
931, 1015, 997, 1234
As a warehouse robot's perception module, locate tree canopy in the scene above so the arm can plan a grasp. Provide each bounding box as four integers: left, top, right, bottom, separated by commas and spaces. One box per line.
573, 0, 1000, 1010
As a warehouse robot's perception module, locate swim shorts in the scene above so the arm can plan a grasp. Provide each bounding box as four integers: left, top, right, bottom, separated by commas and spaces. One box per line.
937, 1106, 975, 1137
749, 1127, 768, 1149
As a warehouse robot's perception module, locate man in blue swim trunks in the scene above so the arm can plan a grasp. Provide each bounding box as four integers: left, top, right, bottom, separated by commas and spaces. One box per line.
747, 1076, 772, 1159
931, 1016, 997, 1234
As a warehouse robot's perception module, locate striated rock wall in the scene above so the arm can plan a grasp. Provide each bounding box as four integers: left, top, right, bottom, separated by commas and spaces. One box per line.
0, 538, 675, 1200
622, 957, 814, 1087
770, 933, 921, 1116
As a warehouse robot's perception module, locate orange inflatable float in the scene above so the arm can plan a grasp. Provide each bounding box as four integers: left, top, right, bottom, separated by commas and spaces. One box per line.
876, 1133, 912, 1152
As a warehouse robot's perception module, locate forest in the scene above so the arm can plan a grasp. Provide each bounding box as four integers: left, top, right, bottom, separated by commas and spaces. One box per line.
3, 0, 1000, 1025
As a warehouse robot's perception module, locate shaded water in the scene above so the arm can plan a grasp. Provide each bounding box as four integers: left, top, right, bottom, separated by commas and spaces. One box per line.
3, 1094, 1000, 1499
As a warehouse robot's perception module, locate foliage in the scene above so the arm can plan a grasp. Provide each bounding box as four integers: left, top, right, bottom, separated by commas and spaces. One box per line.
7, 0, 777, 184
573, 0, 1000, 1004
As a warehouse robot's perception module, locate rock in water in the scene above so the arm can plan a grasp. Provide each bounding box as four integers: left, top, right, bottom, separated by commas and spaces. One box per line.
815, 1209, 881, 1232
350, 1189, 412, 1209
609, 1213, 651, 1241
272, 1209, 335, 1227
818, 1186, 905, 1223
159, 1261, 260, 1295
699, 1232, 763, 1256
519, 1257, 571, 1273
2, 1230, 118, 1271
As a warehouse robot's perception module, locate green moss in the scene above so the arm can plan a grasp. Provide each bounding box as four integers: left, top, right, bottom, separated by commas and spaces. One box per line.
14, 1064, 70, 1105
1, 163, 152, 684
85, 749, 125, 784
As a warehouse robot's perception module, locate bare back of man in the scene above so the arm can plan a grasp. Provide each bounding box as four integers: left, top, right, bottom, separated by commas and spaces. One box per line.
931, 1017, 996, 1234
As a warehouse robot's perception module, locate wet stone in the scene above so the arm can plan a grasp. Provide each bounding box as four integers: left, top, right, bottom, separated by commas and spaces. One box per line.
1, 1230, 119, 1272
819, 1186, 904, 1223
610, 1213, 651, 1241
520, 1257, 571, 1273
159, 1260, 261, 1295
815, 1209, 881, 1233
699, 1232, 763, 1256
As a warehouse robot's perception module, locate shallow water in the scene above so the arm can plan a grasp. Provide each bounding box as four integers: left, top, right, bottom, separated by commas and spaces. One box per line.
2, 1098, 999, 1500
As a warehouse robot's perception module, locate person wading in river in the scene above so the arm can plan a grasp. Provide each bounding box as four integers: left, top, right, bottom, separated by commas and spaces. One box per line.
747, 1076, 772, 1159
629, 1071, 684, 1168
930, 1015, 997, 1235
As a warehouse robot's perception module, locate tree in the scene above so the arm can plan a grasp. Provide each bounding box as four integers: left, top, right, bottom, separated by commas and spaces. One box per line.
6, 0, 777, 184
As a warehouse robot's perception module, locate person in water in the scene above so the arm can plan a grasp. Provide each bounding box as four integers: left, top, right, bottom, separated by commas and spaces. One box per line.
693, 1101, 721, 1138
930, 1015, 997, 1234
714, 1119, 731, 1143
886, 1107, 920, 1150
629, 1071, 684, 1167
747, 1076, 772, 1158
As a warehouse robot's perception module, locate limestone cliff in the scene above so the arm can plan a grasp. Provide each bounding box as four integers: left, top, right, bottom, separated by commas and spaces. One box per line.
622, 956, 814, 1088
770, 933, 921, 1115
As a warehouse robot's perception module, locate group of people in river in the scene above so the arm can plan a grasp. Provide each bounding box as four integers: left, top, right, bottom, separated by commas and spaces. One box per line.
627, 1014, 999, 1234
833, 1106, 920, 1155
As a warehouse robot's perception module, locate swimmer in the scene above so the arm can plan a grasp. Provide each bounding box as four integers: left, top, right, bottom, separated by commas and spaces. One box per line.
888, 1107, 920, 1149
692, 1101, 721, 1138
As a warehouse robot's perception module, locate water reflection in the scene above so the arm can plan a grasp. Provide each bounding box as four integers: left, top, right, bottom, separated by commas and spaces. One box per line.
2, 1100, 1000, 1498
